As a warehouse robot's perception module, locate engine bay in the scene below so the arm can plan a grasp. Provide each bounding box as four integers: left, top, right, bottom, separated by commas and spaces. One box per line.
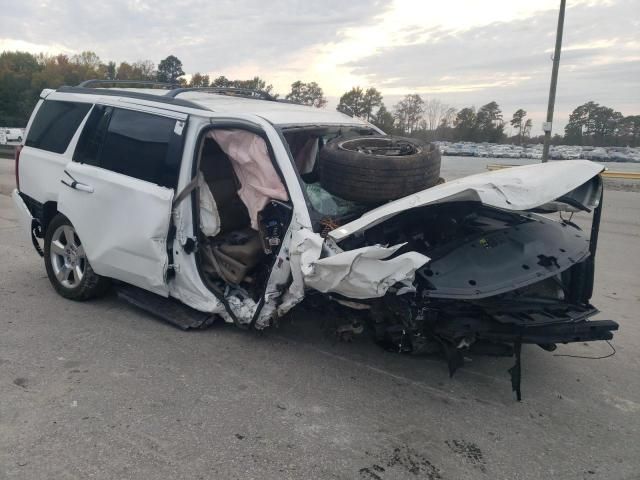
338, 201, 591, 300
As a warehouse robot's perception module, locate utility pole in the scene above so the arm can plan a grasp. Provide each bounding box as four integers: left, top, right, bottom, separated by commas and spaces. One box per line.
542, 0, 566, 162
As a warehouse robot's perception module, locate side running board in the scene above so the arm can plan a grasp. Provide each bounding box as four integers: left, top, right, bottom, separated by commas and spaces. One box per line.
116, 284, 216, 330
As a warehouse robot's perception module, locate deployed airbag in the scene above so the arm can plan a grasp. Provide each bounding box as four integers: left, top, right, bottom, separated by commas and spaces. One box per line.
198, 172, 220, 237
208, 129, 289, 229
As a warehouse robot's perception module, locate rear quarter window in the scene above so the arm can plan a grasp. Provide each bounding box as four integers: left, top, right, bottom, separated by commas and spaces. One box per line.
25, 100, 91, 153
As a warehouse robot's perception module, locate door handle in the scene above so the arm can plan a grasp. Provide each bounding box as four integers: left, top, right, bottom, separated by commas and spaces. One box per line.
61, 170, 94, 193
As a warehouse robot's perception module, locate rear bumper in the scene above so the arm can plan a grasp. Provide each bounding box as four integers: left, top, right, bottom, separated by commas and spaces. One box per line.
11, 188, 33, 232
11, 189, 34, 240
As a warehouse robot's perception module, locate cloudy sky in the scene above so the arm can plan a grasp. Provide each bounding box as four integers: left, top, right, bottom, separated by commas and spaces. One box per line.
1, 0, 638, 133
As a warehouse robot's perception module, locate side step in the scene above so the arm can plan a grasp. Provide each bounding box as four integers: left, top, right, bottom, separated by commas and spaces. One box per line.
116, 284, 216, 330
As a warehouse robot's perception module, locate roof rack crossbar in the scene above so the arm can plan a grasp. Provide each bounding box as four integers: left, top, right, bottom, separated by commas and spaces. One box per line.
166, 86, 276, 101
77, 79, 179, 89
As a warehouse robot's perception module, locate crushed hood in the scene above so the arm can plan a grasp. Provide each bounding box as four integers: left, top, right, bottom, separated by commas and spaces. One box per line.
329, 160, 604, 242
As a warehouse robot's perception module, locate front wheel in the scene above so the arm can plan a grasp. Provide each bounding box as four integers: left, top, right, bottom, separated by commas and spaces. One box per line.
44, 214, 110, 300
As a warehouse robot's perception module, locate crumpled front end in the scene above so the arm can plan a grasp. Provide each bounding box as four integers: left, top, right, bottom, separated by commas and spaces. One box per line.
287, 161, 618, 399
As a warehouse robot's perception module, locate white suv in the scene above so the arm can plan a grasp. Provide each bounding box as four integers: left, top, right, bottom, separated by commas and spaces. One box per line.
12, 81, 617, 398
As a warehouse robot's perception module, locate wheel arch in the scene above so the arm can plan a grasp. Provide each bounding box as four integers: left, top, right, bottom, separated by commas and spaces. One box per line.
41, 201, 59, 235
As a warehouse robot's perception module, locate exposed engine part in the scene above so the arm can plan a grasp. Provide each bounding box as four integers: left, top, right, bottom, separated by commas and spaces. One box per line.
333, 298, 371, 310
335, 320, 365, 342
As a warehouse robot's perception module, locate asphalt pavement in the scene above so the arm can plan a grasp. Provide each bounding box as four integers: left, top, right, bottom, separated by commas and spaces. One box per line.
1, 158, 639, 479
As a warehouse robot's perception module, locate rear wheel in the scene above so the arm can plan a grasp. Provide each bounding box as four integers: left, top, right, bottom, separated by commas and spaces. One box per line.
44, 214, 110, 300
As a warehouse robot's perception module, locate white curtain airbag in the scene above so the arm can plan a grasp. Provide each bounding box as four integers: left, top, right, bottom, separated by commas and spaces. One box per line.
198, 172, 220, 237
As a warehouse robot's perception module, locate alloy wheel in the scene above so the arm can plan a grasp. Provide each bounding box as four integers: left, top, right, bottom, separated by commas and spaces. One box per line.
49, 224, 86, 289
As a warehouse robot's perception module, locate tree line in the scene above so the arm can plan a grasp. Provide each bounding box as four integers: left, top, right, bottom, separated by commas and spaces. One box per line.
1, 50, 637, 147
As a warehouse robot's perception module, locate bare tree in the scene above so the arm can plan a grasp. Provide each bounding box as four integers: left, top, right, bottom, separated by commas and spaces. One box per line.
439, 107, 457, 129
424, 99, 449, 131
132, 60, 157, 80
393, 94, 425, 134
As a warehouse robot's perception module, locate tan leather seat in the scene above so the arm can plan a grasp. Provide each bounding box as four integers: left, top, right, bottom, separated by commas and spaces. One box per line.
200, 139, 264, 284
200, 140, 251, 233
206, 228, 264, 284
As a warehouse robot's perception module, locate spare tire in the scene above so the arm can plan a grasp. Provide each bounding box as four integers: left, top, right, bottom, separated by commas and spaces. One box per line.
318, 135, 441, 203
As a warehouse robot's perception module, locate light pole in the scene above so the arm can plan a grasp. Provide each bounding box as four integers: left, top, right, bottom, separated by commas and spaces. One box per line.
542, 0, 566, 162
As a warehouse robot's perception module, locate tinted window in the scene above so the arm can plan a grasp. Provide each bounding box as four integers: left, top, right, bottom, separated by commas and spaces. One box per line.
26, 100, 91, 153
74, 107, 181, 188
74, 105, 112, 166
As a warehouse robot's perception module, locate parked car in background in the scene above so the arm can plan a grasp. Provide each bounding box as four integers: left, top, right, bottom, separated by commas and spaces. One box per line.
1, 128, 24, 144
12, 81, 618, 399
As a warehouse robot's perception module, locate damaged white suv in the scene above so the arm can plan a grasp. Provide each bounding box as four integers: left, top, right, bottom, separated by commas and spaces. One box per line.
13, 81, 617, 398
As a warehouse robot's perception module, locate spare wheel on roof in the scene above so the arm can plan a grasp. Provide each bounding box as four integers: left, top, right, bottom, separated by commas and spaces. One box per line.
318, 135, 441, 203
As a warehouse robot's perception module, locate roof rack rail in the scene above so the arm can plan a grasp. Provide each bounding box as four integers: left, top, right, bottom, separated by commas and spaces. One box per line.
77, 79, 179, 89
57, 86, 210, 111
166, 86, 276, 101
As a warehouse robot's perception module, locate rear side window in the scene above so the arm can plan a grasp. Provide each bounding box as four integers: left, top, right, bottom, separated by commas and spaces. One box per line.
26, 100, 91, 153
74, 106, 182, 188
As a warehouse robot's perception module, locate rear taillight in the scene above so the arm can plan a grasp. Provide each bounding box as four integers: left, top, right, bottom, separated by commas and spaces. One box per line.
14, 145, 22, 191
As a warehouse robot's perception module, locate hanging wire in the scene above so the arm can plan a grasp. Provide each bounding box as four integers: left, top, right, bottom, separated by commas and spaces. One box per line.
553, 340, 616, 359
559, 210, 574, 223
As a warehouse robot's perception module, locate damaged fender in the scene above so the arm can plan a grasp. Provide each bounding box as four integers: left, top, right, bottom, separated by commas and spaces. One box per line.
280, 229, 429, 307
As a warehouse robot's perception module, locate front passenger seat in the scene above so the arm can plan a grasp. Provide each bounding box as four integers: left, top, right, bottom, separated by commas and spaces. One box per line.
199, 139, 265, 284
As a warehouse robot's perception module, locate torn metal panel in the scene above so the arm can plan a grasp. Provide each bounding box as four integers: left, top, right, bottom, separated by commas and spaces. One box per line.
226, 289, 260, 322
255, 298, 278, 329
330, 160, 605, 242
305, 244, 429, 299
219, 286, 279, 329
277, 228, 323, 316
280, 229, 429, 302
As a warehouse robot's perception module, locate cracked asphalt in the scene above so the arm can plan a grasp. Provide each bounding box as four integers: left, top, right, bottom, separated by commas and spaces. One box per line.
1, 157, 639, 479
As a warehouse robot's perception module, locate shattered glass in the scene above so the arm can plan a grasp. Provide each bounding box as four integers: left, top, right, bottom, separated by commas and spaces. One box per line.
305, 182, 362, 217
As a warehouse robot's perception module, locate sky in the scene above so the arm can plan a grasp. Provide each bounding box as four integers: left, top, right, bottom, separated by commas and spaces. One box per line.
1, 0, 638, 134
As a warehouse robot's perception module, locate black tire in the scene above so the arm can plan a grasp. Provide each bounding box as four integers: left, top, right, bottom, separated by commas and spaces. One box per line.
44, 214, 110, 301
319, 135, 441, 203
